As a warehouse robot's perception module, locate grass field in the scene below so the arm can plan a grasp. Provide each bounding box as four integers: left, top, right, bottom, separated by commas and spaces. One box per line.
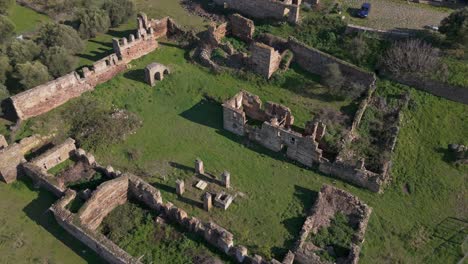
7, 3, 51, 34
8, 42, 466, 262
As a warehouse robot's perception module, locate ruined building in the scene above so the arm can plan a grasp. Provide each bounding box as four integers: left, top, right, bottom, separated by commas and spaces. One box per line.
7, 13, 175, 121
213, 0, 302, 24
222, 90, 326, 167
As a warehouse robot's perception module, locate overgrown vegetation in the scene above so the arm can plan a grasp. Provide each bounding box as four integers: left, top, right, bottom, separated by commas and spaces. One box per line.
310, 212, 356, 262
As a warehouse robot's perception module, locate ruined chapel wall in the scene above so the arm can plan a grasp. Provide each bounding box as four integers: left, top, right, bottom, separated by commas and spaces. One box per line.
51, 190, 142, 264
229, 14, 255, 41
128, 173, 163, 210
78, 176, 129, 230
288, 38, 376, 88
250, 42, 281, 79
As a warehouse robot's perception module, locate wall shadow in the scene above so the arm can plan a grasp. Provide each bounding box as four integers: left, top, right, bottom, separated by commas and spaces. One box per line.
107, 29, 136, 39
19, 177, 102, 262
123, 69, 147, 85
77, 48, 114, 64
180, 99, 224, 130
169, 161, 194, 174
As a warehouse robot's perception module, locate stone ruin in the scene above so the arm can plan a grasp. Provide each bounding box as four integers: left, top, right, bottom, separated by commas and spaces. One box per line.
213, 0, 302, 24
223, 90, 327, 167
5, 13, 177, 121
144, 62, 170, 86
0, 134, 7, 149
292, 184, 372, 264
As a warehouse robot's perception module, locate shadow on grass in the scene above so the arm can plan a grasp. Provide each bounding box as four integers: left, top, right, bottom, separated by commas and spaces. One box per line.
180, 99, 223, 130
123, 69, 147, 85
169, 161, 194, 174
434, 147, 458, 164
19, 176, 102, 262
107, 29, 136, 39
77, 49, 114, 64
272, 186, 318, 259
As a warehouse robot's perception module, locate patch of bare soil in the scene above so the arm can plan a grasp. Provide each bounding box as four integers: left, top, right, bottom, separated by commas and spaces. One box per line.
181, 0, 226, 22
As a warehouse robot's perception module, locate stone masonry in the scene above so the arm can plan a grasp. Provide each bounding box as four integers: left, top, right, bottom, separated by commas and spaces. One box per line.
222, 90, 326, 167
0, 134, 7, 149
8, 13, 170, 121
250, 42, 282, 79
229, 14, 255, 41
31, 138, 76, 171
145, 63, 170, 86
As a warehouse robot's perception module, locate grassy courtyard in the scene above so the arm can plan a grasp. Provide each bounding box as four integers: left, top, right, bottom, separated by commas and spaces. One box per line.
7, 41, 466, 263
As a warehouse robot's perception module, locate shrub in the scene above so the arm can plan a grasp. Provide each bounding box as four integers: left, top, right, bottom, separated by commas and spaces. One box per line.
12, 61, 50, 90
41, 46, 78, 77
0, 0, 13, 15
7, 39, 41, 65
380, 39, 444, 79
322, 63, 345, 97
76, 7, 110, 39
0, 15, 14, 44
103, 0, 134, 27
0, 55, 11, 83
439, 7, 468, 46
36, 23, 84, 54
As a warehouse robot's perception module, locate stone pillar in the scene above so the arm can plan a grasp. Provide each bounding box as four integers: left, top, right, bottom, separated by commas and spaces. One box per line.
0, 134, 7, 149
221, 171, 230, 188
176, 179, 185, 196
204, 192, 212, 211
195, 158, 204, 174
356, 158, 365, 170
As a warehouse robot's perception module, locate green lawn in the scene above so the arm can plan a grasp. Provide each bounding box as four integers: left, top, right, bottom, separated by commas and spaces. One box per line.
10, 42, 466, 263
7, 3, 51, 34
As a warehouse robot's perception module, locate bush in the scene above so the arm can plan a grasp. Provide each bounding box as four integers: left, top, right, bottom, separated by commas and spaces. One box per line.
103, 0, 134, 27
13, 61, 50, 90
0, 0, 13, 15
41, 46, 78, 77
36, 23, 84, 54
7, 39, 41, 65
322, 63, 344, 96
76, 7, 110, 39
380, 39, 444, 79
66, 97, 141, 150
439, 7, 468, 46
0, 15, 15, 44
0, 55, 11, 83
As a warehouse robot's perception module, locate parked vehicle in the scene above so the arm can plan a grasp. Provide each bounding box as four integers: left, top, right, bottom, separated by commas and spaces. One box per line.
424, 25, 439, 32
357, 3, 371, 18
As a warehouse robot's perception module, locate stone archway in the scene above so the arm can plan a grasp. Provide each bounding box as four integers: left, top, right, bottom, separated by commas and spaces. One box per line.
144, 63, 170, 86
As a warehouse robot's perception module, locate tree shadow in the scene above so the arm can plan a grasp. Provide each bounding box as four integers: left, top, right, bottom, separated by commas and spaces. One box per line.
123, 69, 147, 85
76, 49, 114, 64
88, 39, 114, 48
19, 177, 102, 262
346, 7, 360, 18
180, 99, 223, 130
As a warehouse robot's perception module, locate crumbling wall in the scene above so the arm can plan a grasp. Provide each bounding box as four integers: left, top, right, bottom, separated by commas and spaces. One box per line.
50, 189, 142, 264
294, 185, 372, 264
250, 42, 281, 79
9, 13, 167, 121
0, 134, 7, 149
288, 37, 376, 88
78, 176, 129, 230
30, 138, 76, 171
0, 134, 50, 183
22, 162, 66, 197
229, 14, 255, 41
213, 0, 301, 24
128, 173, 163, 210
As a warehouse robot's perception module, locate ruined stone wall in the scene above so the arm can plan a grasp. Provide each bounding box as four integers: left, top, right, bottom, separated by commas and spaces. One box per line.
250, 42, 281, 79
288, 38, 376, 88
128, 173, 163, 210
22, 162, 66, 197
0, 134, 50, 183
294, 185, 372, 264
213, 0, 301, 23
345, 24, 413, 40
318, 161, 383, 193
229, 14, 255, 41
0, 134, 7, 149
30, 138, 76, 171
9, 13, 166, 121
78, 176, 129, 230
51, 190, 142, 264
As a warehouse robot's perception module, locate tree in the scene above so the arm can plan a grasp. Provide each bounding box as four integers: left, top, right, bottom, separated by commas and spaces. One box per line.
0, 15, 15, 44
322, 63, 345, 97
13, 61, 50, 90
7, 39, 41, 65
380, 39, 443, 78
346, 34, 368, 65
0, 0, 13, 15
0, 83, 9, 115
76, 8, 110, 39
439, 7, 468, 46
0, 55, 11, 83
41, 46, 78, 77
36, 23, 84, 54
103, 0, 134, 27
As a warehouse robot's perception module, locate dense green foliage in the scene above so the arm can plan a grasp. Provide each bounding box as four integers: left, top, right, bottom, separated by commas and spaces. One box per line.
0, 0, 13, 14
12, 61, 50, 90
41, 46, 78, 77
439, 7, 468, 46
7, 39, 41, 65
311, 213, 356, 262
0, 15, 15, 43
36, 23, 84, 54
103, 0, 134, 27
76, 7, 110, 39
